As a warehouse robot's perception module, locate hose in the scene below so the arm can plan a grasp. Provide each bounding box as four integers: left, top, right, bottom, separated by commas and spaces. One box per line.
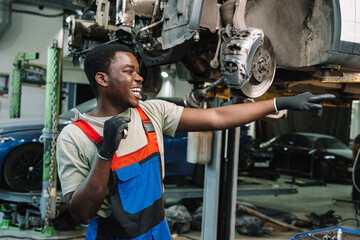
353, 149, 360, 193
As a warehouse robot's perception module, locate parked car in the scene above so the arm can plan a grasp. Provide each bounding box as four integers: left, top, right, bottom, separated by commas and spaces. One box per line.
251, 132, 353, 183
0, 98, 195, 192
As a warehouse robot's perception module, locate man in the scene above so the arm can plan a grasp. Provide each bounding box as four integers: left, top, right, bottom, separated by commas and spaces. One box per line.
57, 43, 334, 240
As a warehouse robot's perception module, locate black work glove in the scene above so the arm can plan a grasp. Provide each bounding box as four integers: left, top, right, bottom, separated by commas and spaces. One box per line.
97, 116, 131, 161
275, 92, 335, 112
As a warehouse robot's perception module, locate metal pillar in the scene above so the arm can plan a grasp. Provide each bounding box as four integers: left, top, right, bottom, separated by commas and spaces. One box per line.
201, 98, 241, 240
10, 52, 39, 118
201, 129, 223, 240
201, 98, 222, 240
217, 127, 240, 240
40, 40, 62, 236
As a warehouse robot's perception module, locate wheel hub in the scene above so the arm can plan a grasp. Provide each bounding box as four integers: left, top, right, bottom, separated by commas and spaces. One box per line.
240, 36, 276, 98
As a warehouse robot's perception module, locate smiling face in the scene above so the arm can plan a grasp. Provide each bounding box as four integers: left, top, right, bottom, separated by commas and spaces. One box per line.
101, 51, 144, 112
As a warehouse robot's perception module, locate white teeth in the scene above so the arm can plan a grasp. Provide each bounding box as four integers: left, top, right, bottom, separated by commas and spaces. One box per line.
131, 88, 141, 93
131, 88, 141, 95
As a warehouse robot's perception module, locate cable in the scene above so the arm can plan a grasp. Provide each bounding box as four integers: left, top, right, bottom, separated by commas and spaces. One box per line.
338, 218, 360, 227
350, 143, 360, 227
354, 195, 360, 227
352, 149, 360, 192
1, 237, 36, 240
12, 9, 64, 18
1, 235, 85, 240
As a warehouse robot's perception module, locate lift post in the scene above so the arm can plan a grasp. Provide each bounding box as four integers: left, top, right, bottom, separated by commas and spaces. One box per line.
201, 129, 222, 239
10, 52, 39, 118
39, 40, 62, 236
201, 98, 241, 240
217, 127, 240, 240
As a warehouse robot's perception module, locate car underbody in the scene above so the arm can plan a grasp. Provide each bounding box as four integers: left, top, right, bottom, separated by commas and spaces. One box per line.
66, 0, 360, 102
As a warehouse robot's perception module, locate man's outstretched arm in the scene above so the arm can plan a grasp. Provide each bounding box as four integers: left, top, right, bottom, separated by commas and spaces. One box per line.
176, 92, 335, 132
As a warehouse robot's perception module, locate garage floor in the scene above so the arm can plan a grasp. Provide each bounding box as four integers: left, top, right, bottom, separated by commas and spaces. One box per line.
0, 175, 359, 240
235, 175, 359, 239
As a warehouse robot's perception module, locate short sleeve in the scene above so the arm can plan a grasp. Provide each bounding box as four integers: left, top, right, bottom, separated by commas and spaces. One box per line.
140, 100, 183, 137
56, 124, 96, 196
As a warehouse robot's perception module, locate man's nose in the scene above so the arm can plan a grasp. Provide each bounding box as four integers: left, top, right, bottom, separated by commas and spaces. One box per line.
135, 72, 143, 82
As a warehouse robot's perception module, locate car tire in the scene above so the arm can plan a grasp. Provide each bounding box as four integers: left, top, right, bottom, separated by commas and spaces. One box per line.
3, 144, 43, 192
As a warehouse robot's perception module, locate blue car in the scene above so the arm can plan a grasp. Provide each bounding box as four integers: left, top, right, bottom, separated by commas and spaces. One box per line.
0, 98, 195, 192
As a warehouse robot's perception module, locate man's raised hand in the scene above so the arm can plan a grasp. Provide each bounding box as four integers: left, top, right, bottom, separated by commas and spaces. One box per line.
98, 116, 131, 161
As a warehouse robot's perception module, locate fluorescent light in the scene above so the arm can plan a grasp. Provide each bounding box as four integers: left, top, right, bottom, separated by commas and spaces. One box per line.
161, 71, 169, 78
65, 16, 72, 24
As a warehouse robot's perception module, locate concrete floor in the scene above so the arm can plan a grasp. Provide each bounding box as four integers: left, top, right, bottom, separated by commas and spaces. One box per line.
235, 175, 360, 239
239, 178, 356, 227
0, 175, 359, 240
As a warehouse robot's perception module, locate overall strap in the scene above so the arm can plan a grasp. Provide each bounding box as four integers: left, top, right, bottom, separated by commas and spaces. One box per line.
72, 108, 159, 171
72, 120, 103, 145
72, 108, 154, 144
136, 107, 157, 144
137, 107, 155, 134
110, 107, 159, 171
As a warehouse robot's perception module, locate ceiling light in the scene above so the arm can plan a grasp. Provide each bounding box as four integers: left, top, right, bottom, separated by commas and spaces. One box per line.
161, 71, 168, 78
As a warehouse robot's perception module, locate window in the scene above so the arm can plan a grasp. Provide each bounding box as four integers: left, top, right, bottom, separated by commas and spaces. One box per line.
277, 135, 294, 145
315, 138, 348, 150
293, 135, 310, 148
0, 73, 9, 94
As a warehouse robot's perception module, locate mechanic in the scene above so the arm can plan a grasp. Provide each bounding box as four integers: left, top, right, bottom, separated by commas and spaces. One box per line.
56, 43, 335, 240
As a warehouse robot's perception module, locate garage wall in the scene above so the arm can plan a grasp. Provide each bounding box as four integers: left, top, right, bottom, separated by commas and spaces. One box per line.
0, 3, 63, 119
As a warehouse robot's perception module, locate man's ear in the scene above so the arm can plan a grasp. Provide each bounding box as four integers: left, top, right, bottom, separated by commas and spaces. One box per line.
95, 72, 108, 87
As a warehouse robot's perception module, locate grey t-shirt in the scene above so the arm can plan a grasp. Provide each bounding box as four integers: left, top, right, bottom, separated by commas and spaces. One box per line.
56, 99, 183, 217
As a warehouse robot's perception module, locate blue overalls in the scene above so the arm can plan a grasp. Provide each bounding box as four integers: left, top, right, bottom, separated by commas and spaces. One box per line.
72, 107, 172, 240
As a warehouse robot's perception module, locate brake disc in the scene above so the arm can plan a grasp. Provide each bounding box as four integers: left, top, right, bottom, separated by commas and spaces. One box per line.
239, 36, 276, 98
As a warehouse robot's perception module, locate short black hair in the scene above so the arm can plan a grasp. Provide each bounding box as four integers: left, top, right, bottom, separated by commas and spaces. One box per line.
84, 43, 133, 97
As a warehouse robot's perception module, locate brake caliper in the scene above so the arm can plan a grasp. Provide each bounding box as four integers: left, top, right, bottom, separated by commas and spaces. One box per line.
220, 27, 264, 90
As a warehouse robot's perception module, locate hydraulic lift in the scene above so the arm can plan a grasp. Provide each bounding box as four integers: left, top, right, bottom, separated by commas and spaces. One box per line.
0, 40, 62, 236
1, 11, 290, 237
0, 40, 297, 238
0, 181, 297, 232
164, 185, 297, 199
10, 52, 39, 119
